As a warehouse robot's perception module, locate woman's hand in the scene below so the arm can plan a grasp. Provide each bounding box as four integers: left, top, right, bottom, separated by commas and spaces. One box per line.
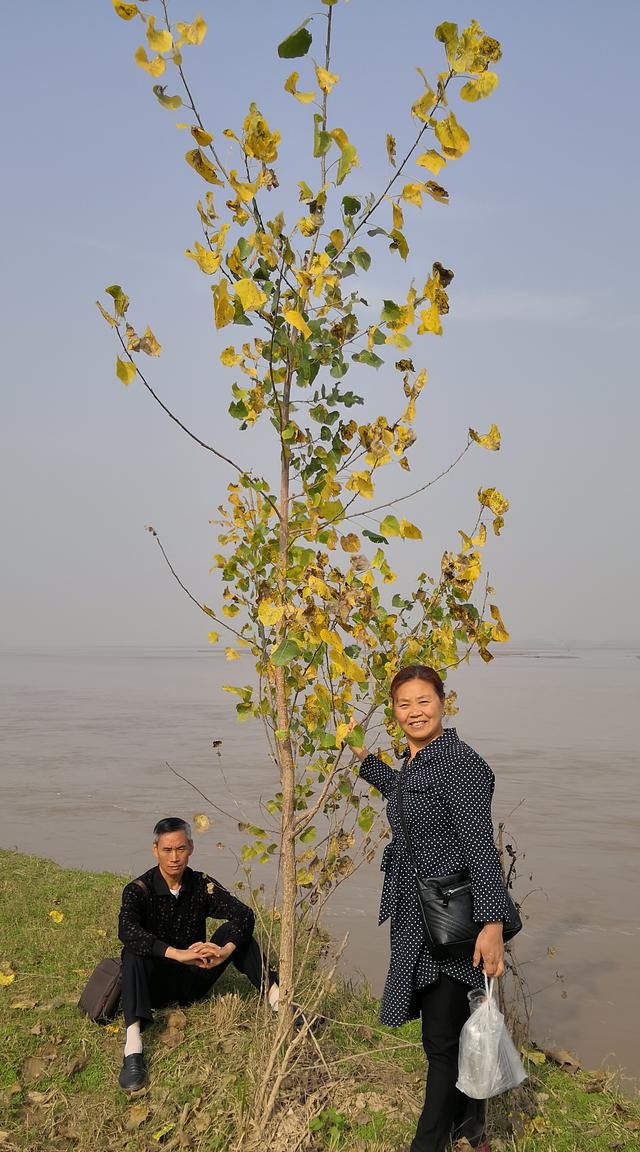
345, 717, 369, 762
473, 922, 505, 977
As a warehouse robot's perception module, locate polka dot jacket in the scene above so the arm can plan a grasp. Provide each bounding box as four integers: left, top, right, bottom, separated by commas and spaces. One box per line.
359, 728, 509, 1027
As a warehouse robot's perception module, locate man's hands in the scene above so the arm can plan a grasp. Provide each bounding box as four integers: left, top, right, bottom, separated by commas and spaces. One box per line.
473, 922, 505, 977
164, 941, 236, 969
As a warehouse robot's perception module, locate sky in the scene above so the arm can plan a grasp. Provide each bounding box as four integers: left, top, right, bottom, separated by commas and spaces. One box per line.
1, 0, 638, 650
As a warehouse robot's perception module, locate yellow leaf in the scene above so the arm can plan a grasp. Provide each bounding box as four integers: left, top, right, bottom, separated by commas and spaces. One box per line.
185, 148, 224, 185
116, 357, 136, 385
402, 182, 424, 207
146, 15, 172, 53
126, 324, 161, 356
315, 65, 339, 94
435, 112, 470, 159
386, 133, 396, 166
191, 126, 213, 146
283, 309, 311, 340
460, 72, 499, 102
234, 279, 267, 312
134, 46, 166, 77
416, 302, 442, 336
345, 471, 374, 499
176, 16, 207, 46
412, 85, 436, 121
212, 280, 234, 329
258, 600, 285, 626
340, 533, 361, 553
330, 228, 344, 249
220, 347, 243, 367
243, 103, 280, 163
425, 180, 449, 204
297, 215, 318, 237
0, 971, 16, 987
113, 0, 139, 19
335, 722, 350, 745
185, 241, 222, 274
493, 514, 505, 537
284, 71, 317, 103
96, 301, 117, 327
399, 520, 422, 540
193, 813, 210, 832
478, 487, 509, 516
207, 630, 220, 643
392, 201, 404, 231
330, 650, 366, 683
225, 648, 240, 660
48, 910, 64, 924
106, 1024, 121, 1034
416, 149, 447, 174
469, 423, 501, 451
490, 604, 510, 643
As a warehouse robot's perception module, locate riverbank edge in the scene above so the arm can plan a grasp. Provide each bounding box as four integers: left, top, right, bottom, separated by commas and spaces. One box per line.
0, 850, 638, 1152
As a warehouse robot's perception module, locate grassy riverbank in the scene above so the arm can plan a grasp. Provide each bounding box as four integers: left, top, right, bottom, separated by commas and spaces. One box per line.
0, 851, 638, 1151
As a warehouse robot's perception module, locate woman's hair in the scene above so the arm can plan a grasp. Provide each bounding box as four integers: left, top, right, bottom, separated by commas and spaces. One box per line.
389, 664, 445, 704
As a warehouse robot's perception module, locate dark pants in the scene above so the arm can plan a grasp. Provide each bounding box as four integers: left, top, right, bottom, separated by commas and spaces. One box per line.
121, 922, 277, 1028
410, 974, 487, 1152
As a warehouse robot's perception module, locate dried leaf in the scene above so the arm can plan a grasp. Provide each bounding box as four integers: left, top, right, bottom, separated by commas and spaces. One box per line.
21, 1056, 52, 1085
543, 1047, 581, 1073
192, 814, 210, 833
126, 1103, 151, 1130
26, 1088, 56, 1105
64, 1055, 88, 1078
11, 998, 37, 1010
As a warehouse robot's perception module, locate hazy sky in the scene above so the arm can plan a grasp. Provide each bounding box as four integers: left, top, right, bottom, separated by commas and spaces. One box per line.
2, 0, 638, 650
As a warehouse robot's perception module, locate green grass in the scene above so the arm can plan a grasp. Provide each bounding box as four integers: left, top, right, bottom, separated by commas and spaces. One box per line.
0, 851, 638, 1152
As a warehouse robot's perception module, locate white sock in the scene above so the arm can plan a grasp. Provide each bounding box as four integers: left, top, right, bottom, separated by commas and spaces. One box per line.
268, 983, 280, 1012
124, 1021, 143, 1057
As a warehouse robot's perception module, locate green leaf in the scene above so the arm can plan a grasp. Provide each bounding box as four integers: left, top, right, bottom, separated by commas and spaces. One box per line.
352, 247, 371, 271
352, 350, 383, 369
105, 284, 129, 317
317, 731, 337, 750
380, 299, 403, 323
313, 114, 333, 158
299, 826, 317, 844
344, 724, 365, 748
270, 638, 300, 666
357, 805, 375, 834
342, 195, 361, 216
363, 528, 388, 545
277, 21, 312, 59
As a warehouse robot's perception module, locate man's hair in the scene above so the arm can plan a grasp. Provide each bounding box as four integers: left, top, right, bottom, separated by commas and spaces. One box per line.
153, 817, 192, 843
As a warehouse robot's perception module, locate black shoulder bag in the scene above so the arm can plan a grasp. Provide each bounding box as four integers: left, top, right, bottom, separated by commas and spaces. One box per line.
395, 777, 522, 960
77, 878, 148, 1023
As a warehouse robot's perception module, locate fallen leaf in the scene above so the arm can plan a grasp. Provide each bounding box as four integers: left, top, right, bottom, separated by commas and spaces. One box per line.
30, 1022, 43, 1036
158, 1028, 184, 1049
21, 1057, 52, 1085
57, 1123, 81, 1140
152, 1123, 176, 1143
11, 999, 37, 1010
543, 1047, 582, 1073
105, 1024, 121, 1035
0, 971, 15, 987
96, 929, 107, 938
48, 910, 64, 924
26, 1088, 56, 1105
166, 1009, 187, 1030
64, 1055, 88, 1078
125, 1103, 150, 1130
192, 1111, 212, 1134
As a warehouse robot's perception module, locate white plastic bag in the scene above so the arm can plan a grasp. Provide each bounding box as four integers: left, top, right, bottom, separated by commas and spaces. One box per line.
456, 977, 527, 1099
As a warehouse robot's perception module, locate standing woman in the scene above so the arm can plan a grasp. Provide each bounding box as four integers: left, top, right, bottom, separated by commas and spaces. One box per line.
351, 665, 508, 1152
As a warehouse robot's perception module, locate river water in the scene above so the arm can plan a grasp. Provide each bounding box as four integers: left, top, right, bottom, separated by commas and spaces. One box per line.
1, 646, 638, 1086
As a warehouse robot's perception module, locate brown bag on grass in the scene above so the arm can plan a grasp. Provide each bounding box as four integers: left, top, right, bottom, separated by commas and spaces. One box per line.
78, 956, 122, 1023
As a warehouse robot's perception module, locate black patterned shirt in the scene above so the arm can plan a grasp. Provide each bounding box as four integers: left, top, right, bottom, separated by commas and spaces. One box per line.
118, 866, 255, 958
359, 728, 509, 1025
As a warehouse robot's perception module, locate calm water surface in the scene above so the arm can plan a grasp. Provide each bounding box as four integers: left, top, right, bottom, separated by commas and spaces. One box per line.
1, 646, 638, 1085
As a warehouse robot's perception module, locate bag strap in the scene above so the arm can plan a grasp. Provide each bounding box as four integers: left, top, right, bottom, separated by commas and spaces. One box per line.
131, 878, 149, 897
395, 772, 419, 875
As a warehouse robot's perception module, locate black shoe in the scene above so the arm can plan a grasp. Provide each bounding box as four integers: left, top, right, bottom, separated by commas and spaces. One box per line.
118, 1052, 147, 1093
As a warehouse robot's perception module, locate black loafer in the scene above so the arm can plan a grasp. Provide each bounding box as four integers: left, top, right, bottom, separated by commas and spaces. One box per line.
118, 1052, 147, 1092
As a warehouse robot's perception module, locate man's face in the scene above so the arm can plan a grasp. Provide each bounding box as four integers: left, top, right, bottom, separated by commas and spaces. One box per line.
153, 831, 193, 881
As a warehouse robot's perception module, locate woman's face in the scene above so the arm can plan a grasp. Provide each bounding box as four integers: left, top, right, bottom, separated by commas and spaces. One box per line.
392, 678, 444, 751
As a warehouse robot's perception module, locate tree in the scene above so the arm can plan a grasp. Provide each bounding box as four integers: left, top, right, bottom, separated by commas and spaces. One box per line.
100, 0, 508, 1131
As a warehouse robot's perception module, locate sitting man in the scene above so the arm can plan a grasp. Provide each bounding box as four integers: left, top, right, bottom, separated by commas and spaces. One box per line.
117, 816, 279, 1092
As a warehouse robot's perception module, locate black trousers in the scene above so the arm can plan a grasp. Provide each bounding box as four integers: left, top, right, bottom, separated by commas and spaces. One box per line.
121, 922, 277, 1028
410, 974, 487, 1152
